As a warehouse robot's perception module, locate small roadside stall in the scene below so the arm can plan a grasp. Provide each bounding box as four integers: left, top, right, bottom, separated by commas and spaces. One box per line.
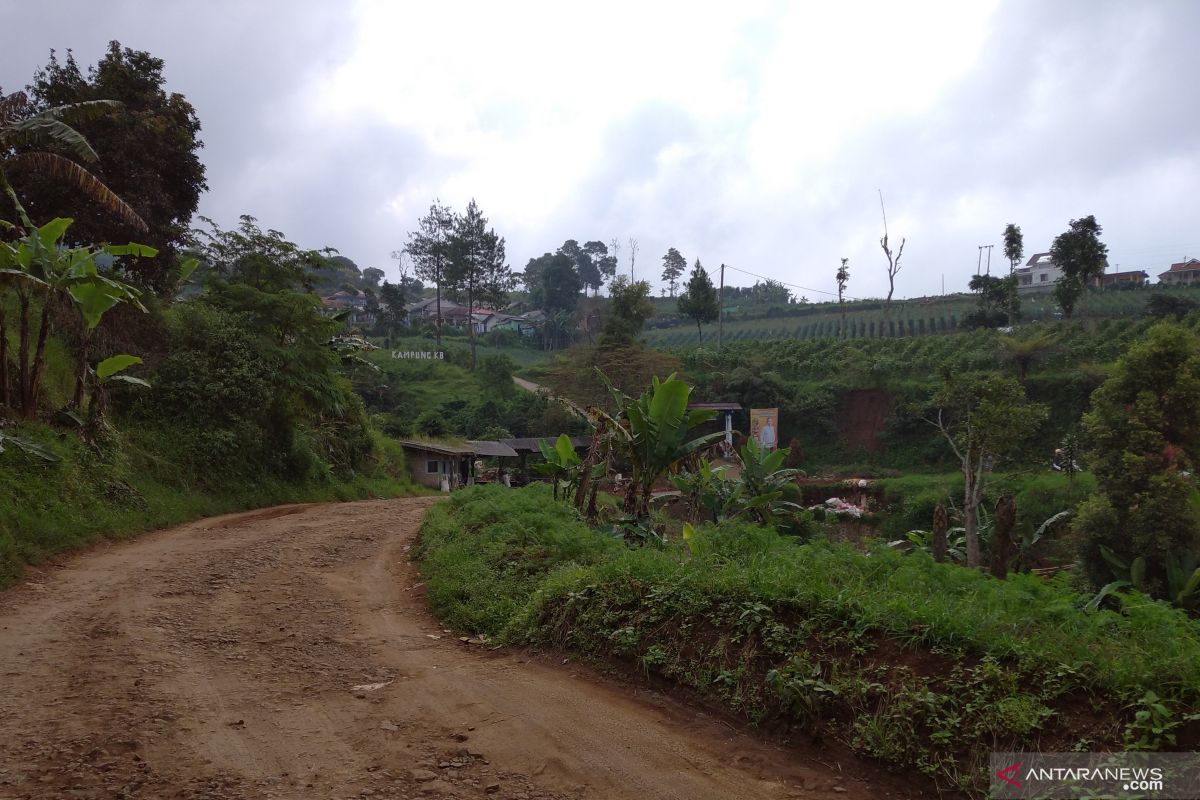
687, 402, 742, 457
398, 440, 477, 491
500, 436, 590, 485
466, 440, 520, 485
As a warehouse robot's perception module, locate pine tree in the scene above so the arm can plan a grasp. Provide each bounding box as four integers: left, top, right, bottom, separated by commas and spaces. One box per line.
405, 200, 454, 349
676, 259, 719, 343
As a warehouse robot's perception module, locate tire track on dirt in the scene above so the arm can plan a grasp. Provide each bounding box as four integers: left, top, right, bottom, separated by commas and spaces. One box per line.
0, 497, 925, 799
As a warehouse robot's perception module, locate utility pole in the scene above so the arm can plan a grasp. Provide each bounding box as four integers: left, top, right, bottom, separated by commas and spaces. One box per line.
717, 262, 725, 351
977, 246, 984, 275
984, 244, 994, 275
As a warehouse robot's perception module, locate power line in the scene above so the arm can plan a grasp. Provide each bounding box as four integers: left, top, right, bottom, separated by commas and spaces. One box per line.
721, 263, 861, 301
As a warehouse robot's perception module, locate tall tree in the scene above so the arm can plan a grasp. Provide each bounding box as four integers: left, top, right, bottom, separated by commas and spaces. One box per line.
378, 280, 406, 347
15, 44, 207, 293
590, 239, 619, 292
1050, 215, 1108, 319
1002, 223, 1024, 326
627, 237, 639, 281
836, 258, 850, 340
526, 251, 582, 317
878, 191, 905, 308
1002, 223, 1024, 275
405, 199, 454, 349
660, 247, 686, 297
676, 259, 719, 343
561, 239, 603, 297
446, 199, 513, 369
360, 267, 384, 289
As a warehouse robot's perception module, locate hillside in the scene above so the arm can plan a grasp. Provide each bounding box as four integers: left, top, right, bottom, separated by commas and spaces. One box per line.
645, 286, 1200, 347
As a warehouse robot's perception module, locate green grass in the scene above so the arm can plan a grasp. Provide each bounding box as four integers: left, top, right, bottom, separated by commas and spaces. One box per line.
0, 422, 422, 588
417, 484, 1200, 795
379, 333, 550, 367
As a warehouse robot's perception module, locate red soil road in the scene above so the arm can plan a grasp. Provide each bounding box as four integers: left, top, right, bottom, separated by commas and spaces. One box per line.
0, 498, 927, 800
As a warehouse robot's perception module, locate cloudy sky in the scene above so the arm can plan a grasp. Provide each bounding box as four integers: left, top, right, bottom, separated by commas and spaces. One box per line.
5, 0, 1199, 299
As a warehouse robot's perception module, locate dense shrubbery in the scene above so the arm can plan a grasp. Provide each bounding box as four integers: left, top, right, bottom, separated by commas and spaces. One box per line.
418, 485, 1200, 794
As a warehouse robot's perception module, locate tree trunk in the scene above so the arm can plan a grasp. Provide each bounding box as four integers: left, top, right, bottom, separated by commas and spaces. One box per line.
16, 292, 31, 419
0, 300, 9, 410
990, 495, 1016, 579
931, 503, 948, 563
697, 320, 702, 344
574, 430, 603, 515
24, 301, 52, 418
434, 268, 442, 350
468, 282, 476, 370
72, 332, 92, 409
622, 480, 639, 515
963, 457, 984, 568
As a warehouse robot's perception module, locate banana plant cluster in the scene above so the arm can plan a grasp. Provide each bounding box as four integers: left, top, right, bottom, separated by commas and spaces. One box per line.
670, 438, 804, 526
592, 372, 723, 520
533, 433, 598, 502
0, 193, 183, 422
1087, 546, 1200, 613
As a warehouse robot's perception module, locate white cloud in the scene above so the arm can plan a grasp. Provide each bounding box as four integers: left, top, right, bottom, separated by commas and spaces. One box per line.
6, 0, 1199, 297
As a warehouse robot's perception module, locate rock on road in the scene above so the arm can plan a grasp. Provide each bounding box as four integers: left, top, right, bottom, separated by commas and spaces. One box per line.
0, 498, 921, 800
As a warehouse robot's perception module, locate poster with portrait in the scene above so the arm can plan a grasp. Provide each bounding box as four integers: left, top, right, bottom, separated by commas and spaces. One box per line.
749, 408, 779, 451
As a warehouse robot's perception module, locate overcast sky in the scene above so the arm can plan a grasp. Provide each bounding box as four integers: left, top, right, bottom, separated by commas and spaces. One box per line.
5, 0, 1199, 299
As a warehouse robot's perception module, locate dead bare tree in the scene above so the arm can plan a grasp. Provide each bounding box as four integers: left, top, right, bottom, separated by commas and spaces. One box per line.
878, 190, 906, 310
627, 237, 639, 281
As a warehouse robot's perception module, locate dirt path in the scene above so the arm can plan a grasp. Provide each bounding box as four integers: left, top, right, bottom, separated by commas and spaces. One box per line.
0, 498, 923, 800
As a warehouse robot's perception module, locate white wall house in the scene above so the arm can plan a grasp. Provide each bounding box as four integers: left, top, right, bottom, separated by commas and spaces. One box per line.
1014, 252, 1064, 294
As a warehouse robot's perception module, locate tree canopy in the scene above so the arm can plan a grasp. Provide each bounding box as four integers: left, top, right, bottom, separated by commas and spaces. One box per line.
1051, 215, 1108, 318
660, 247, 686, 298
13, 44, 207, 293
1077, 323, 1200, 596
601, 276, 654, 347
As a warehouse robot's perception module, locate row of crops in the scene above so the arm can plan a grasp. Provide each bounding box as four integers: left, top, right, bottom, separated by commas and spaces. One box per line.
675, 316, 1182, 384
646, 287, 1200, 348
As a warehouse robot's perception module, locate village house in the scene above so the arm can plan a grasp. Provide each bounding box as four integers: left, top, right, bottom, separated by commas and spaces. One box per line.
404, 297, 460, 322
1014, 252, 1063, 294
1158, 258, 1200, 286
320, 289, 376, 326
1093, 269, 1149, 289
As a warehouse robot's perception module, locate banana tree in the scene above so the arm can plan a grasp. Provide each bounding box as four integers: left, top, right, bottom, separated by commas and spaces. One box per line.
0, 91, 145, 230
671, 439, 804, 526
599, 372, 722, 520
532, 433, 585, 501
0, 200, 160, 418
1088, 546, 1200, 613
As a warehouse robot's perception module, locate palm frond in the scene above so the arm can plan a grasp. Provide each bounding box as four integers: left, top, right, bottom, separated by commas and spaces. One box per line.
7, 151, 147, 231
0, 116, 100, 161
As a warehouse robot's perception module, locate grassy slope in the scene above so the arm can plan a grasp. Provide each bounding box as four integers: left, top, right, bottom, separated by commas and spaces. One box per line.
0, 421, 422, 588
417, 485, 1200, 796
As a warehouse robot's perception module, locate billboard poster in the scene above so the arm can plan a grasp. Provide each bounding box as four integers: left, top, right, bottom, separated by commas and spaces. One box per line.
749, 408, 779, 451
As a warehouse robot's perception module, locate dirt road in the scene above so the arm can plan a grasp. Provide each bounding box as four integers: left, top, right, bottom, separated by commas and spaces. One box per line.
0, 498, 922, 800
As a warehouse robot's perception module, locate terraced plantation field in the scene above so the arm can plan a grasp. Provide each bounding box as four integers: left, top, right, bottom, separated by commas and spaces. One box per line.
645, 287, 1200, 347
